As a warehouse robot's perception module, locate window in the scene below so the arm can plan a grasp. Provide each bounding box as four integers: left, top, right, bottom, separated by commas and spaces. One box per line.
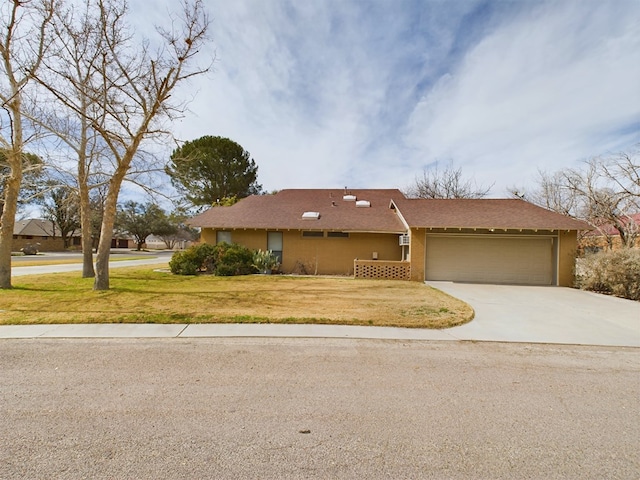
302, 231, 323, 238
327, 231, 349, 238
216, 231, 232, 244
267, 231, 283, 263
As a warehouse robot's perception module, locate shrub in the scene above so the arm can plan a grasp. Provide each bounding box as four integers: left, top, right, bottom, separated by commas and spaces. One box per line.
169, 245, 205, 275
168, 251, 197, 275
213, 243, 256, 276
576, 249, 640, 301
169, 242, 256, 276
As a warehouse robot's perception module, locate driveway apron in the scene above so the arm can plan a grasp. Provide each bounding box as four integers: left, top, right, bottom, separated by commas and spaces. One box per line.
429, 282, 640, 347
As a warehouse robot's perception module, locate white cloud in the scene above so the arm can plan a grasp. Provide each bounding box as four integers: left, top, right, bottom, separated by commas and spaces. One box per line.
403, 1, 640, 194
134, 0, 639, 197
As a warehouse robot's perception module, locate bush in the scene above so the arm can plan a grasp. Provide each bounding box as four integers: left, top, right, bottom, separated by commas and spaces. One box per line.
169, 244, 211, 275
576, 249, 640, 301
169, 242, 256, 276
213, 243, 256, 276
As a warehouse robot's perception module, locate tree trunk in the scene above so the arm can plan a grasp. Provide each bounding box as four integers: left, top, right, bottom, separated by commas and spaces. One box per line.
80, 193, 96, 278
0, 90, 24, 289
0, 163, 21, 288
78, 179, 95, 278
93, 169, 127, 290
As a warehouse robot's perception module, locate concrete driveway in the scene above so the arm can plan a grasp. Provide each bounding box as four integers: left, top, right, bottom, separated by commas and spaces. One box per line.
428, 281, 640, 347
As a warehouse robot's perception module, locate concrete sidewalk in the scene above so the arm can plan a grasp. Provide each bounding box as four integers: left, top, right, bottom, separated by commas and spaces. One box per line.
0, 323, 456, 341
2, 269, 638, 346
0, 317, 637, 346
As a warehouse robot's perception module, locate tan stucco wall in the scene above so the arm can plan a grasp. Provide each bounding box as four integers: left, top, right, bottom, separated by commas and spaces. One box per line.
558, 230, 578, 287
200, 228, 217, 245
201, 228, 402, 276
409, 228, 426, 281
12, 236, 66, 252
201, 227, 581, 285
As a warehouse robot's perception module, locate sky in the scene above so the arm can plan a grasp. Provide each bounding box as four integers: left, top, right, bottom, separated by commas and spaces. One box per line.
137, 0, 640, 198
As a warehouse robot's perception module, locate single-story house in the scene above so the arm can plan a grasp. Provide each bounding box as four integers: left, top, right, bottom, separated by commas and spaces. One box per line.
579, 213, 639, 252
13, 218, 138, 251
110, 235, 136, 249
189, 188, 590, 286
144, 234, 193, 250
13, 219, 81, 252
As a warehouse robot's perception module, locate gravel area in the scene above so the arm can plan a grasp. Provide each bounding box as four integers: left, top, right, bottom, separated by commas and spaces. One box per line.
1, 338, 638, 479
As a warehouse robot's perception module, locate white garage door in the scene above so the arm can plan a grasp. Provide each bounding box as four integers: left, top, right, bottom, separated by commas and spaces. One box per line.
425, 235, 554, 285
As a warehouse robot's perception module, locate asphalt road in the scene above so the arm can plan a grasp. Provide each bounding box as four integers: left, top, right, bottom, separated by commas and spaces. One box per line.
1, 338, 638, 479
10, 251, 172, 276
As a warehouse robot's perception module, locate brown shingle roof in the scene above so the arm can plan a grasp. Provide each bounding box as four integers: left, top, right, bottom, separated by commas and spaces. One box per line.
190, 190, 589, 232
13, 219, 58, 236
13, 219, 83, 237
393, 198, 590, 230
189, 189, 408, 233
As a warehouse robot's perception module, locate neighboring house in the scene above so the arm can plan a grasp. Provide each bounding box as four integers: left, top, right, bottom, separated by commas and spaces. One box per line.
13, 218, 138, 251
13, 219, 81, 252
110, 235, 136, 249
579, 213, 639, 252
189, 188, 589, 286
145, 234, 193, 250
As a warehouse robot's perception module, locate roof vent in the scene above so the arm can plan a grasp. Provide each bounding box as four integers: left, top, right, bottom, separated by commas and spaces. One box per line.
301, 211, 320, 220
355, 200, 370, 208
343, 194, 357, 201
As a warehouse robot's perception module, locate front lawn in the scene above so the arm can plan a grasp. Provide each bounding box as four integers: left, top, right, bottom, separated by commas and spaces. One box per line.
0, 266, 474, 328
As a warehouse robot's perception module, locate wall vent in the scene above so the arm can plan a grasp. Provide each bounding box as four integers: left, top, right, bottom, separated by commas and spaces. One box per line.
302, 211, 320, 220
399, 234, 410, 246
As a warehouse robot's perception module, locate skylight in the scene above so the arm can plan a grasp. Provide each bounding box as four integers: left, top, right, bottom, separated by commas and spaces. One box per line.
302, 211, 320, 220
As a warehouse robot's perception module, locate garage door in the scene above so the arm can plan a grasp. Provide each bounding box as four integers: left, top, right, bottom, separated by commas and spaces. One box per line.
425, 235, 554, 285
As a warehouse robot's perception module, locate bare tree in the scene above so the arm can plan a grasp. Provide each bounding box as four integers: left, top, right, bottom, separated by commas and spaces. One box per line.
31, 0, 123, 277
35, 0, 210, 289
513, 149, 639, 249
510, 169, 579, 218
600, 149, 640, 210
0, 0, 55, 288
564, 155, 638, 248
405, 161, 493, 199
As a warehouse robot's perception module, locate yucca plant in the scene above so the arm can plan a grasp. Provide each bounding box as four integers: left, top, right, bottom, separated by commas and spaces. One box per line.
253, 249, 280, 274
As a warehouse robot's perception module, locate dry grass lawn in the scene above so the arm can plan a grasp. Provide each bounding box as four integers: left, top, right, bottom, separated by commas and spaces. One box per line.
0, 266, 474, 328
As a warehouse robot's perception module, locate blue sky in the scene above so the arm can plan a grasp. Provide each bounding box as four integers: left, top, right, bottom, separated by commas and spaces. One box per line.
143, 0, 640, 197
